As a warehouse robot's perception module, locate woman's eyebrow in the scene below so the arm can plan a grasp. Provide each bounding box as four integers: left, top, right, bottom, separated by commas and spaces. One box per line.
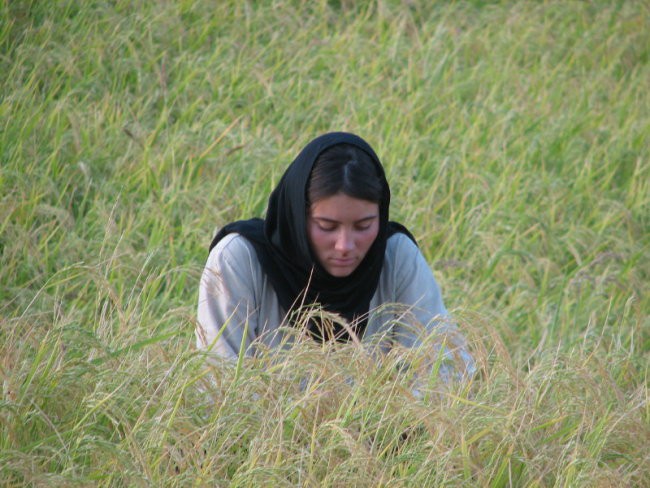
311, 215, 378, 224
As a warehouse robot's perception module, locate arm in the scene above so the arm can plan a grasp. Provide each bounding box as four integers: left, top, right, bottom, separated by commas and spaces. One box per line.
196, 233, 261, 360
390, 234, 475, 382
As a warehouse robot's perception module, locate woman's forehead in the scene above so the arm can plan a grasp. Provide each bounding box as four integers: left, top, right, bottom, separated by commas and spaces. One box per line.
309, 194, 379, 219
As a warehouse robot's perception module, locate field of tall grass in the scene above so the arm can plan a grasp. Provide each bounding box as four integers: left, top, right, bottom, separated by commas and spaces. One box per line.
1, 0, 648, 486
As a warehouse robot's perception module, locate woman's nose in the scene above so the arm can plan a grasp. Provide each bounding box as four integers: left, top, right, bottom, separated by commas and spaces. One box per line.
334, 230, 354, 252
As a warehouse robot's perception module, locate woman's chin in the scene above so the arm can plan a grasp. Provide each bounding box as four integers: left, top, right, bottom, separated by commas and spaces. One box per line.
324, 264, 357, 277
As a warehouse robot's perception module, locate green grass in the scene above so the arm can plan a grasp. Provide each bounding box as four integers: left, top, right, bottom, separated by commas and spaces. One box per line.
1, 0, 648, 486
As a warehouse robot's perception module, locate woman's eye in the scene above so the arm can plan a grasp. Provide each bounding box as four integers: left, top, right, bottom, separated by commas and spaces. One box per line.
318, 224, 336, 232
355, 225, 371, 231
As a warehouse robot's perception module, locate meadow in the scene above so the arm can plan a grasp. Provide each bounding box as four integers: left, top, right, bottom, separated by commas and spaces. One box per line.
1, 0, 648, 486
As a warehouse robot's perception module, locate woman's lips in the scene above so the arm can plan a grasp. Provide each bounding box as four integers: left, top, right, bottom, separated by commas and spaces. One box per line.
330, 257, 356, 266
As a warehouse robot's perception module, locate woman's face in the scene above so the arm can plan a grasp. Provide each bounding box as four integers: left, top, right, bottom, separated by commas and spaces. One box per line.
307, 193, 380, 277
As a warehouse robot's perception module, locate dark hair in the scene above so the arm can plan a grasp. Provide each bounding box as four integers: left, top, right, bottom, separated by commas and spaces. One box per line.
307, 143, 384, 205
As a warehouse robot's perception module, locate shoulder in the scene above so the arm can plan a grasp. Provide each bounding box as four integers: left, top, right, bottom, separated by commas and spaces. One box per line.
385, 232, 421, 262
383, 232, 434, 288
207, 233, 260, 270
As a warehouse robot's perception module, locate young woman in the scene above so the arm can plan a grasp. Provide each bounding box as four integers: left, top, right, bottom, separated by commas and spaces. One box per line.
197, 132, 473, 380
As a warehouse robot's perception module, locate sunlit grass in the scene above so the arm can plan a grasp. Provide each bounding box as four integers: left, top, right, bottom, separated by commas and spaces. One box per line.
1, 0, 648, 486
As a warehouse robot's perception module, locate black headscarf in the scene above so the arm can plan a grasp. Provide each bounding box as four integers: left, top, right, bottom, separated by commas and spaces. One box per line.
209, 132, 415, 341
